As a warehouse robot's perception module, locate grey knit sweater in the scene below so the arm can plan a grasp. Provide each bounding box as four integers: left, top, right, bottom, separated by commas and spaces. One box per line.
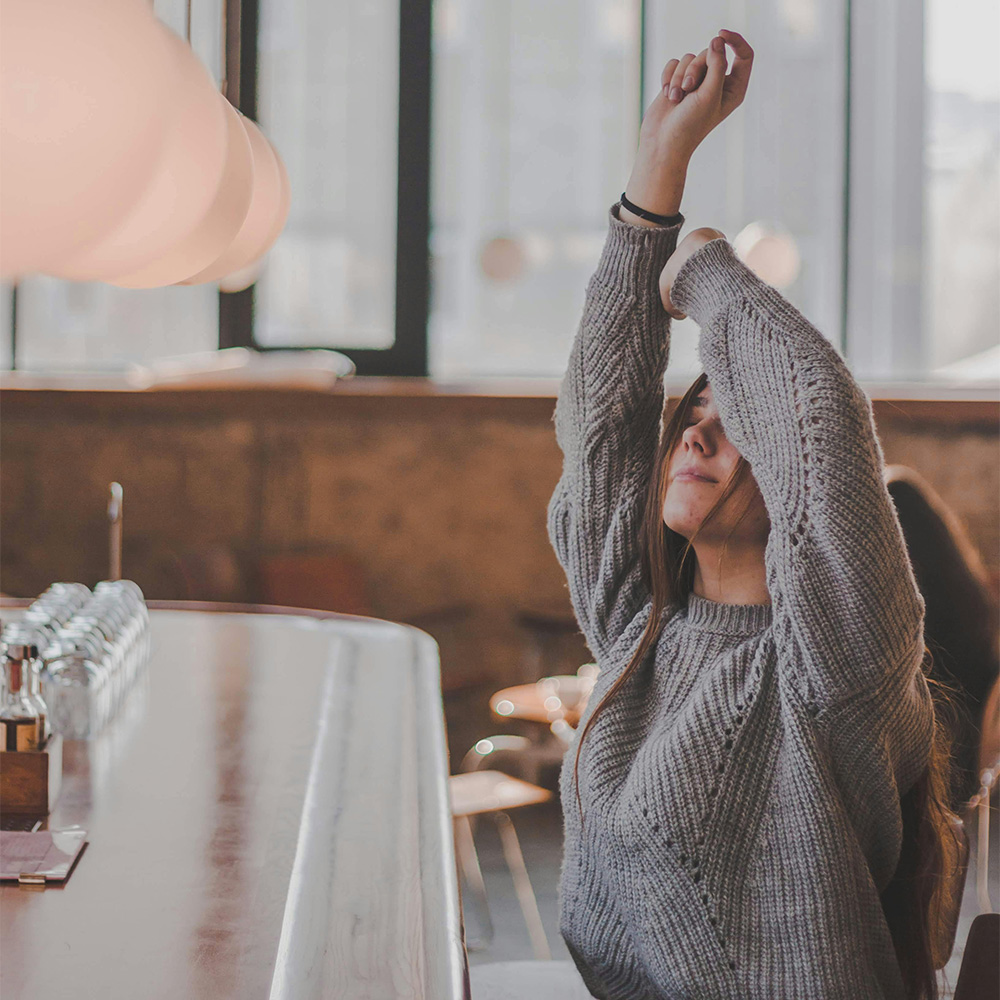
547, 203, 936, 999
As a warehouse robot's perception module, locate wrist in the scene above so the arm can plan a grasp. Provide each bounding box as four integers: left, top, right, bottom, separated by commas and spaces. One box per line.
619, 203, 679, 229
620, 184, 686, 228
625, 153, 690, 222
637, 121, 696, 165
618, 193, 684, 230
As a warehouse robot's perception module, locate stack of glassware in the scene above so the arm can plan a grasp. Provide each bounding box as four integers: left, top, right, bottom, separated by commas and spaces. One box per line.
0, 581, 151, 739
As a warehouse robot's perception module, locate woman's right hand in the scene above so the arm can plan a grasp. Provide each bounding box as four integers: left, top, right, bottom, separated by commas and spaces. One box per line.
623, 30, 754, 219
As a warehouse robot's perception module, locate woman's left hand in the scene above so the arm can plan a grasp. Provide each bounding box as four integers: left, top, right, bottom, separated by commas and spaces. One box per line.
659, 228, 728, 319
655, 29, 755, 157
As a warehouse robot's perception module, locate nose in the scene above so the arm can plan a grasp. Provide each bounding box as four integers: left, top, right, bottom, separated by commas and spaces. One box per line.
682, 422, 715, 455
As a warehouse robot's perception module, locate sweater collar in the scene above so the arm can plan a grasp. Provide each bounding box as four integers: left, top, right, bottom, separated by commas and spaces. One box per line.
682, 592, 773, 637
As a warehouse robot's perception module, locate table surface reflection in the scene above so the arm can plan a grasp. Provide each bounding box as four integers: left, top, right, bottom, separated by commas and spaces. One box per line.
0, 605, 468, 1000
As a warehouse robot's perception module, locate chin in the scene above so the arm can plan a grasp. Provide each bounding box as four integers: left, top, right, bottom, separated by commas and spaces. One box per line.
662, 508, 700, 541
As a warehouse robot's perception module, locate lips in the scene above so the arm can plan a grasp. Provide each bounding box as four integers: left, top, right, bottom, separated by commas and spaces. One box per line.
674, 465, 717, 483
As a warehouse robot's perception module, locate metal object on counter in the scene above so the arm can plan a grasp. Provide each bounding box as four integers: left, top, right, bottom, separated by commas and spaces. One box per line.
108, 482, 123, 583
0, 642, 46, 751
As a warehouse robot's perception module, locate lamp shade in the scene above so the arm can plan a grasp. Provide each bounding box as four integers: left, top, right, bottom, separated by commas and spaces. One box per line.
218, 259, 266, 294
733, 221, 802, 289
258, 142, 292, 261
51, 24, 229, 283
107, 94, 255, 288
216, 137, 291, 293
179, 117, 282, 285
0, 0, 178, 278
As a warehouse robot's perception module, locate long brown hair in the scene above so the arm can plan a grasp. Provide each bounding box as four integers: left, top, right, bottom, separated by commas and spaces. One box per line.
885, 464, 1000, 810
570, 372, 965, 999
884, 665, 966, 998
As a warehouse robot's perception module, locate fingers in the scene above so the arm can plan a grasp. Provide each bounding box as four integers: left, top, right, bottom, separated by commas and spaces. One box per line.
660, 59, 679, 91
679, 48, 709, 93
665, 53, 697, 102
718, 29, 753, 108
703, 34, 728, 94
658, 30, 751, 107
718, 28, 753, 61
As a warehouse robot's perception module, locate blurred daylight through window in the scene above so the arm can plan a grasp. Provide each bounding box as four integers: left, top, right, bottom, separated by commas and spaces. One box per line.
2, 0, 996, 386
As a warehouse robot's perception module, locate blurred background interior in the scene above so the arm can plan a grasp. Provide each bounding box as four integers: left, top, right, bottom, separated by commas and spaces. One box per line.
1, 0, 998, 985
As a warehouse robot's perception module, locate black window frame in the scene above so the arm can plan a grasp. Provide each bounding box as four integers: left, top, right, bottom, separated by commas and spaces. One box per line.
220, 0, 431, 376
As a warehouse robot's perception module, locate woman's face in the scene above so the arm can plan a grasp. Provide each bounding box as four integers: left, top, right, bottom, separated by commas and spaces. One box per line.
662, 382, 770, 545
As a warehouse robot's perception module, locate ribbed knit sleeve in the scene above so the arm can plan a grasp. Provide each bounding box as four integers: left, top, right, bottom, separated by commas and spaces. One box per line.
547, 203, 685, 662
670, 238, 927, 707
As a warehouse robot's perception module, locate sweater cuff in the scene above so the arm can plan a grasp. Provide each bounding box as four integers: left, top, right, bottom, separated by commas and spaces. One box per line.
591, 201, 686, 295
670, 237, 771, 325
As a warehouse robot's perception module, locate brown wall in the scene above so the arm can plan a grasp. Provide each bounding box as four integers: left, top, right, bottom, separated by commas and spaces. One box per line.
2, 384, 997, 761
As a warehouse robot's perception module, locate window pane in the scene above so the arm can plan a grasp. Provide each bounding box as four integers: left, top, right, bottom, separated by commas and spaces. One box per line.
255, 0, 399, 349
429, 0, 642, 377
14, 279, 217, 370
645, 5, 847, 380
923, 0, 1000, 381
0, 285, 12, 370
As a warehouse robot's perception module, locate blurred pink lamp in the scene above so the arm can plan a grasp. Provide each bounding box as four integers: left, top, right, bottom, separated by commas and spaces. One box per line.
732, 221, 802, 289
107, 93, 255, 288
0, 0, 177, 278
180, 117, 285, 285
217, 139, 291, 293
51, 23, 229, 284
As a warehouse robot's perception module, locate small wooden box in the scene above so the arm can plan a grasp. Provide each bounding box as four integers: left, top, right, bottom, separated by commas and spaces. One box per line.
0, 734, 63, 816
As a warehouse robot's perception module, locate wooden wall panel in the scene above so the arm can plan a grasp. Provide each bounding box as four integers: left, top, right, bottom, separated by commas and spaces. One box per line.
1, 387, 995, 761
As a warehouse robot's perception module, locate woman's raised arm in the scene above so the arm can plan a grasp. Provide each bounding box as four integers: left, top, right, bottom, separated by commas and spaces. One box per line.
547, 32, 750, 662
547, 205, 683, 662
666, 238, 927, 708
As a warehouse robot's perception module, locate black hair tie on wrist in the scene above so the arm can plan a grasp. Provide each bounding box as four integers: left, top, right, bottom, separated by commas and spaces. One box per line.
620, 191, 683, 226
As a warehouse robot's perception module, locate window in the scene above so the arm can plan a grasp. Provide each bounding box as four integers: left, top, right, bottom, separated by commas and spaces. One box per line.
921, 0, 1000, 381
0, 285, 12, 370
428, 0, 642, 377
644, 3, 848, 378
252, 0, 429, 375
5, 0, 997, 387
846, 0, 999, 384
254, 0, 399, 351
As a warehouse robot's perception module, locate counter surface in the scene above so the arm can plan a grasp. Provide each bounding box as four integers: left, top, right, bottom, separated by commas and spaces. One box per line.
0, 606, 469, 1000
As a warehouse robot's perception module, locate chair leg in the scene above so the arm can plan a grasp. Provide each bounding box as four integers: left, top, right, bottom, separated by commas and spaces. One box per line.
494, 810, 552, 960
454, 814, 494, 949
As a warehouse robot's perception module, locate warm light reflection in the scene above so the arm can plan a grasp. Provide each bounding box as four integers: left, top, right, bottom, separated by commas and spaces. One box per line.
474, 738, 494, 756
732, 221, 801, 289
495, 699, 515, 716
495, 780, 517, 803
543, 695, 563, 712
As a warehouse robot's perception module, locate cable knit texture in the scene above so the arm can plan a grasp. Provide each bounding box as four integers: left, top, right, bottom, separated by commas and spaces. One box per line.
547, 203, 935, 999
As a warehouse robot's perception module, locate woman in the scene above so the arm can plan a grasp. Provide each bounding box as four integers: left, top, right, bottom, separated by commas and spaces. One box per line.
548, 29, 964, 1000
